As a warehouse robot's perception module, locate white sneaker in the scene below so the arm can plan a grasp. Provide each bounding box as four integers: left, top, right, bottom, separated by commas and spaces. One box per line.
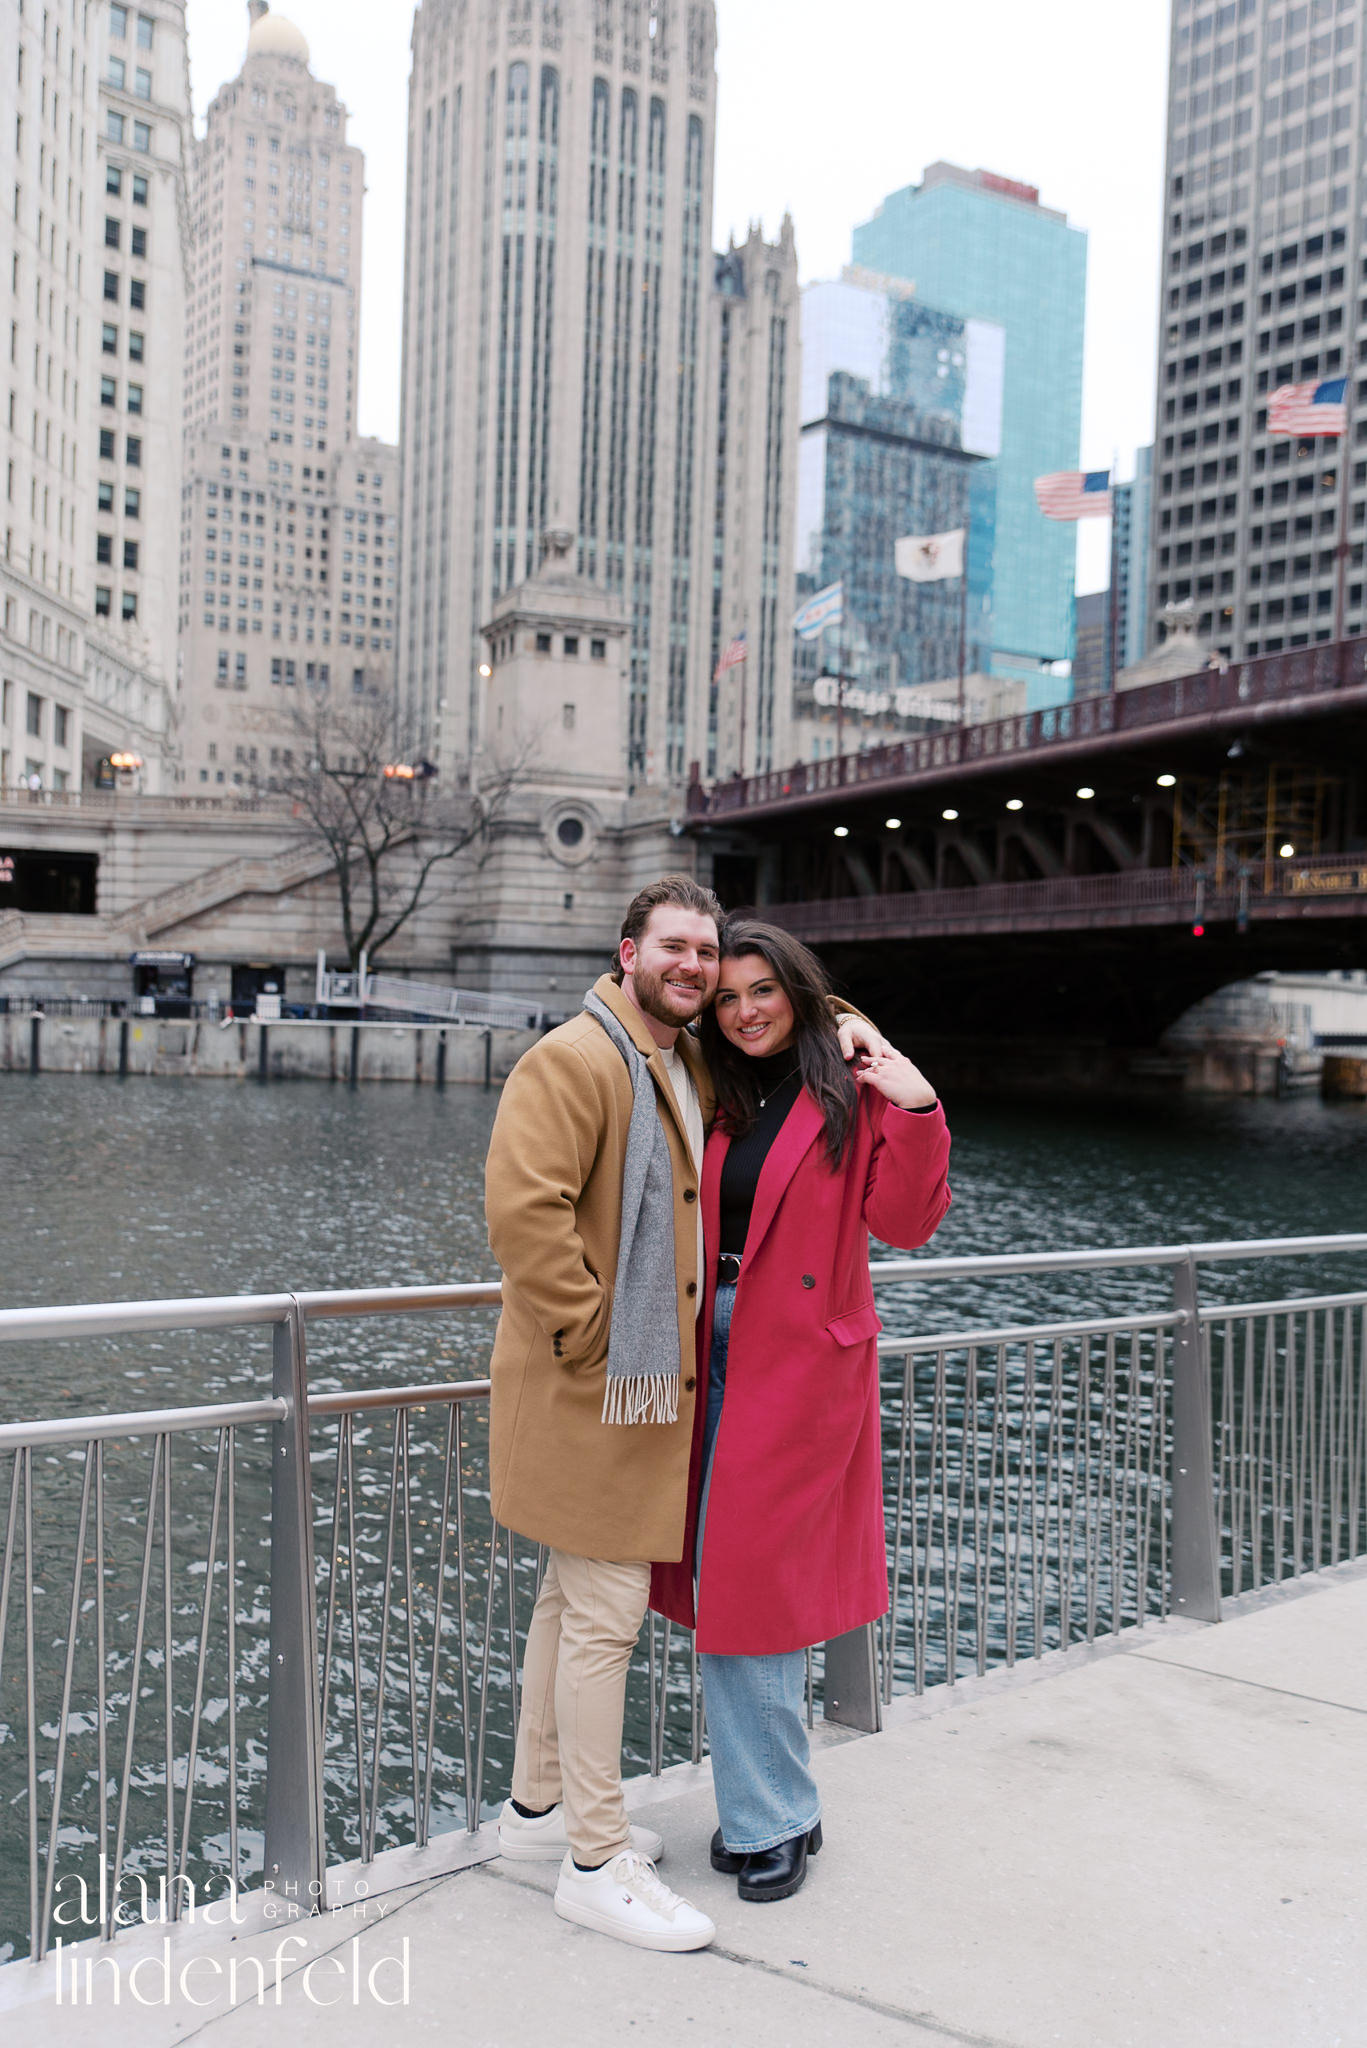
553, 1850, 716, 1952
497, 1800, 664, 1864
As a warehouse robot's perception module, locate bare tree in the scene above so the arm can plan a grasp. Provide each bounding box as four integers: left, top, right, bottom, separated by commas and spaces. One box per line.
283, 691, 523, 968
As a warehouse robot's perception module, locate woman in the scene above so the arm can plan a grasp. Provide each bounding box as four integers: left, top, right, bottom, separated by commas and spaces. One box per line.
651, 919, 951, 1902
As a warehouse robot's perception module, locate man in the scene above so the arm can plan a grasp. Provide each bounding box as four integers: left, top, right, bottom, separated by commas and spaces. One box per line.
486, 875, 874, 1952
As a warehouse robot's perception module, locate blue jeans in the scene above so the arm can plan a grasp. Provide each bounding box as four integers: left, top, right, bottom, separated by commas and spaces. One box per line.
696, 1282, 821, 1855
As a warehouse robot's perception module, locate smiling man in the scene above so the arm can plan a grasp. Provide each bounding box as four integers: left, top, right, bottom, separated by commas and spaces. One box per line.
485, 875, 724, 1952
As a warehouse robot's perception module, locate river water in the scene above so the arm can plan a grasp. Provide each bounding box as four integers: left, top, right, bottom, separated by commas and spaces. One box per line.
0, 1074, 1364, 1958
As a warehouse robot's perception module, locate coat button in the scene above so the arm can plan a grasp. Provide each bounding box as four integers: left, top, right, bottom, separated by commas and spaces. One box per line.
684, 1376, 696, 1391
683, 1188, 697, 1204
685, 1280, 697, 1297
801, 1274, 816, 1289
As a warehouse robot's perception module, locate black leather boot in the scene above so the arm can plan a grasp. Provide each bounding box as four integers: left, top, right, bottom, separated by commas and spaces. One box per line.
736, 1821, 823, 1903
709, 1826, 747, 1874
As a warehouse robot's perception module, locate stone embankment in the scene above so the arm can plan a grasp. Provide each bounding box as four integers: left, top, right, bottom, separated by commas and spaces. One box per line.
0, 1013, 540, 1084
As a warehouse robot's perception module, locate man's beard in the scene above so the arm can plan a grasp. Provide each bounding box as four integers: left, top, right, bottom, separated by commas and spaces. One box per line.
630, 958, 707, 1027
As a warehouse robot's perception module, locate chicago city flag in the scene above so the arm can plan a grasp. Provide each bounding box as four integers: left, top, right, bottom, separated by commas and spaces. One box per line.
1267, 378, 1348, 436
1034, 470, 1113, 520
793, 581, 845, 639
895, 528, 965, 582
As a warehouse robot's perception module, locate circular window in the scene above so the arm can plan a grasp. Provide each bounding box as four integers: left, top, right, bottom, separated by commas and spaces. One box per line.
556, 816, 585, 849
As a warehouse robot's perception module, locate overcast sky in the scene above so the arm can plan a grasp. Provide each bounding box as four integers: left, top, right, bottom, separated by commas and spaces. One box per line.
185, 0, 1172, 595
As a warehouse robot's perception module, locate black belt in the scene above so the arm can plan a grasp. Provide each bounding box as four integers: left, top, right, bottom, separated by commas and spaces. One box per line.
717, 1252, 743, 1287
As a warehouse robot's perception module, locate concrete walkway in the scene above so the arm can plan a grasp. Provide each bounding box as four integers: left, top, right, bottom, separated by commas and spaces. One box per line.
8, 1562, 1366, 2048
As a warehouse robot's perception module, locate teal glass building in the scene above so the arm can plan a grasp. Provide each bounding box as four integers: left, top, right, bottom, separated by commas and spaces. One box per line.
852, 163, 1088, 702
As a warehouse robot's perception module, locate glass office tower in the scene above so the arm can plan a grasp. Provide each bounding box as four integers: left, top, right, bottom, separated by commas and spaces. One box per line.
853, 162, 1088, 700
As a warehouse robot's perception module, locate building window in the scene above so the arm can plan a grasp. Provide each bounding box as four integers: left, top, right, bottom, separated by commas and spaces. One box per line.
123, 540, 139, 570
126, 436, 142, 466
108, 58, 126, 90
96, 534, 113, 564
132, 173, 148, 205
564, 636, 579, 656
127, 384, 143, 415
121, 592, 138, 622
111, 2, 128, 33
536, 632, 552, 653
134, 68, 152, 100
133, 122, 151, 153
124, 487, 140, 517
105, 217, 121, 250
106, 166, 122, 197
129, 279, 146, 310
101, 324, 118, 355
94, 587, 112, 617
137, 13, 154, 47
271, 657, 282, 683
590, 638, 606, 659
100, 376, 117, 408
97, 481, 114, 512
99, 429, 116, 461
128, 331, 144, 362
217, 651, 229, 681
25, 693, 42, 738
103, 271, 120, 302
235, 652, 247, 683
130, 226, 147, 258
54, 706, 70, 750
106, 112, 125, 144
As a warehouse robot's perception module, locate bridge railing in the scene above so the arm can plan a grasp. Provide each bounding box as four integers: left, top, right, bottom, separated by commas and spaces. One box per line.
1, 1235, 1365, 1964
690, 640, 1367, 817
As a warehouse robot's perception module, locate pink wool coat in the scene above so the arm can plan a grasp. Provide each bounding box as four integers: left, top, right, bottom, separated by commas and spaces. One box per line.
650, 1087, 952, 1655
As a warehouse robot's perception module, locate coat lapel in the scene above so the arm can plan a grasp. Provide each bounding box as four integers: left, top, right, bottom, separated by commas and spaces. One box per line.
741, 1091, 826, 1265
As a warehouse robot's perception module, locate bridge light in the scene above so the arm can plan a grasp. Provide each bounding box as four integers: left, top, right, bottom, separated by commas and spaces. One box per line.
833, 825, 849, 838
478, 663, 493, 678
884, 816, 902, 830
1076, 786, 1095, 800
1192, 923, 1206, 937
1005, 798, 1024, 811
1279, 842, 1295, 858
1157, 773, 1177, 788
941, 808, 959, 821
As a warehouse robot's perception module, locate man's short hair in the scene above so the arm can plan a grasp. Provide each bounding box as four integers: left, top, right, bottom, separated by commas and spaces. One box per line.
612, 873, 723, 982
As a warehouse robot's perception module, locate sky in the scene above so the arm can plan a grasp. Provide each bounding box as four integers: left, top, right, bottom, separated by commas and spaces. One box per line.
184, 0, 1172, 596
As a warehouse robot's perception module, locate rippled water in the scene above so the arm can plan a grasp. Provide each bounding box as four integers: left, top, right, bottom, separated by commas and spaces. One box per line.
0, 1073, 1364, 1960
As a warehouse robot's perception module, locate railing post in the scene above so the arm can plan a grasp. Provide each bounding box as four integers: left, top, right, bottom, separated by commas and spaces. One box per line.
822, 1623, 882, 1732
1170, 1253, 1222, 1623
263, 1299, 325, 1905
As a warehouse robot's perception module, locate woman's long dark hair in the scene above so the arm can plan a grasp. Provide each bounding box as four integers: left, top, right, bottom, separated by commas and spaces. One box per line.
700, 918, 858, 1168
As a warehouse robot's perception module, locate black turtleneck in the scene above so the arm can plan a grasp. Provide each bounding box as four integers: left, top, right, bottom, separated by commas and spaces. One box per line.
718, 1052, 805, 1258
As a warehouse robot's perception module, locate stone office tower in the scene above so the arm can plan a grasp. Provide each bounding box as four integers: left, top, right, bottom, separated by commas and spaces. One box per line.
399, 0, 725, 791
1150, 0, 1367, 660
177, 5, 400, 790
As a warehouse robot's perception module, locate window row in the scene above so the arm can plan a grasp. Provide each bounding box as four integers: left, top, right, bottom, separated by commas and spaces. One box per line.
103, 272, 148, 309
105, 166, 149, 204
98, 482, 141, 517
105, 112, 154, 152
109, 7, 155, 48
100, 377, 144, 413
102, 324, 145, 361
96, 536, 140, 569
15, 693, 71, 746
98, 431, 142, 465
106, 58, 153, 98
104, 217, 149, 256
93, 587, 138, 621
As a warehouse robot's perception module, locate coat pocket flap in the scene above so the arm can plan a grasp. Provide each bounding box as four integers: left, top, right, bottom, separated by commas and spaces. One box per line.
825, 1303, 884, 1348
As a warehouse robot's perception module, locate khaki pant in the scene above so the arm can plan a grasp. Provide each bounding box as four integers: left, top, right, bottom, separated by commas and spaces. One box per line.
510, 1550, 652, 1866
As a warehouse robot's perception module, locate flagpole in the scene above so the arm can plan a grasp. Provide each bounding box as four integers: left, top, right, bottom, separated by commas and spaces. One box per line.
738, 648, 747, 779
1106, 459, 1120, 692
957, 511, 970, 727
1335, 429, 1350, 644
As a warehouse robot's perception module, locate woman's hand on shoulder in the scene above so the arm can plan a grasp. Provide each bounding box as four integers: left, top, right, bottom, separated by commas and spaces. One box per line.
836, 1013, 893, 1064
855, 1045, 937, 1111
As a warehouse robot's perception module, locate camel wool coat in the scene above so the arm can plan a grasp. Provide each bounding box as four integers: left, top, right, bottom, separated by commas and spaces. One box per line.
486, 974, 714, 1562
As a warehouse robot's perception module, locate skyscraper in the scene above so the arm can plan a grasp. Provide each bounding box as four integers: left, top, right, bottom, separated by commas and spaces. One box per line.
398, 0, 724, 790
851, 162, 1087, 700
177, 4, 393, 788
794, 268, 1002, 733
1114, 445, 1154, 670
1148, 0, 1360, 660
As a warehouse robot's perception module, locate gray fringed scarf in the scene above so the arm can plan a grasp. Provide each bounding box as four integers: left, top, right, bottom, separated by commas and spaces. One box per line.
583, 990, 682, 1426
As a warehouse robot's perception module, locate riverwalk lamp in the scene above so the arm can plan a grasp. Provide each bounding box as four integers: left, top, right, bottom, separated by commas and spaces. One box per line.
109, 751, 143, 770
833, 825, 849, 838
478, 663, 492, 677
1279, 842, 1295, 858
885, 816, 902, 830
942, 807, 959, 821
1157, 773, 1177, 788
1076, 786, 1095, 800
1006, 798, 1024, 811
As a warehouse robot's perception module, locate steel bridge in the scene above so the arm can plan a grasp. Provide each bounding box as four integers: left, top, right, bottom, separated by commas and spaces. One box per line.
687, 642, 1367, 1047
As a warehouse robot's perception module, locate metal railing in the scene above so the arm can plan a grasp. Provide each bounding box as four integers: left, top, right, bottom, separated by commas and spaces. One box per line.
1, 1234, 1365, 1966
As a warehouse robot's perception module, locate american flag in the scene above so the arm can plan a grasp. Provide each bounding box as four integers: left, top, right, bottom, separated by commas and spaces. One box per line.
1267, 377, 1348, 436
713, 632, 747, 681
1034, 470, 1113, 521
